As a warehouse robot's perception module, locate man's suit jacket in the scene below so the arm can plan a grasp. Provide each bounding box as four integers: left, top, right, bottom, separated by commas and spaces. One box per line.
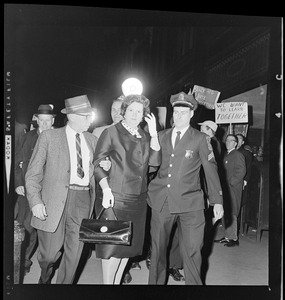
25, 126, 97, 232
94, 122, 160, 195
147, 126, 223, 213
15, 129, 39, 188
238, 146, 253, 182
223, 149, 246, 215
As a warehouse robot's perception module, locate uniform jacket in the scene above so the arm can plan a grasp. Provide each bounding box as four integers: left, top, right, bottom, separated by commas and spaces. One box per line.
94, 122, 161, 195
211, 136, 223, 166
201, 135, 225, 200
147, 126, 223, 213
15, 129, 39, 188
25, 126, 97, 232
223, 149, 246, 215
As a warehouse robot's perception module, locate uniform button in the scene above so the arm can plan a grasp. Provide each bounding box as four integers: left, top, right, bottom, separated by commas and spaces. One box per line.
65, 185, 69, 188
138, 176, 142, 179
167, 184, 171, 188
169, 164, 173, 167
67, 170, 70, 173
171, 154, 174, 157
168, 174, 171, 177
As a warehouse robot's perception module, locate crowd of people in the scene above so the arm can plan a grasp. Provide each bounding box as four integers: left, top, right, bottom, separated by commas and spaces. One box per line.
14, 91, 254, 285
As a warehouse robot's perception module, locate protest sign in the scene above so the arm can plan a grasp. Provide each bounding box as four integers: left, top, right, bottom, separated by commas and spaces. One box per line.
192, 85, 220, 109
215, 102, 248, 124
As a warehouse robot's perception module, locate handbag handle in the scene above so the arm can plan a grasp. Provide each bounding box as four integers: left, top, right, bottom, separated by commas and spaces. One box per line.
96, 207, 118, 221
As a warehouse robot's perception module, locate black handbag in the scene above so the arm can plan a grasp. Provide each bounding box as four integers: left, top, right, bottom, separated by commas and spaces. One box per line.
79, 207, 132, 245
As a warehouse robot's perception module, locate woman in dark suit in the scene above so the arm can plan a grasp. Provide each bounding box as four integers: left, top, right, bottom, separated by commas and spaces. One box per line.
94, 94, 161, 284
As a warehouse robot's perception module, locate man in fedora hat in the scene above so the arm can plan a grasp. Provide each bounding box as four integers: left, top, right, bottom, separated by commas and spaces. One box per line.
147, 92, 224, 285
25, 95, 111, 284
15, 104, 56, 276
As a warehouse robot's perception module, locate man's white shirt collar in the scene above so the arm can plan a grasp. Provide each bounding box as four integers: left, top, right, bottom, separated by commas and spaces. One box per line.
173, 125, 189, 137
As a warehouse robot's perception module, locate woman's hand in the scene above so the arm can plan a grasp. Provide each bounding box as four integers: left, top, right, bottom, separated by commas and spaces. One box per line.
99, 157, 111, 171
213, 203, 224, 222
144, 113, 157, 137
102, 187, 114, 208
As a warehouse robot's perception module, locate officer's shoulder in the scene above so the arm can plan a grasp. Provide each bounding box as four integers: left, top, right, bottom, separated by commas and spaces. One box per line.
191, 127, 205, 139
158, 128, 171, 137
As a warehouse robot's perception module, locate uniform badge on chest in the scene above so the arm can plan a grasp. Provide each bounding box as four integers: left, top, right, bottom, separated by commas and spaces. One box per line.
185, 150, 193, 159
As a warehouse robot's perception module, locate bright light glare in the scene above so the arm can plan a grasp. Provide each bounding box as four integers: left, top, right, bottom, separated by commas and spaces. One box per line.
122, 78, 143, 96
90, 111, 96, 122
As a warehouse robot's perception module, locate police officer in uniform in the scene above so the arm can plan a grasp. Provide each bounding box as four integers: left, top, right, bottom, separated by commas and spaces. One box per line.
147, 92, 224, 285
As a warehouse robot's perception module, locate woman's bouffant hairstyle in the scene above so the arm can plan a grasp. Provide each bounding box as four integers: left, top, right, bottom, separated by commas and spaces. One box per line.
120, 94, 150, 118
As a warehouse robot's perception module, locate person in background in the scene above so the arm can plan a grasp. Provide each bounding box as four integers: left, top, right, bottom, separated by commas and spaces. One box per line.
236, 133, 253, 190
92, 95, 124, 138
199, 120, 222, 165
15, 120, 28, 157
14, 104, 56, 276
236, 133, 253, 234
198, 120, 225, 217
198, 120, 226, 283
148, 92, 224, 285
214, 134, 246, 247
25, 95, 111, 284
94, 94, 160, 284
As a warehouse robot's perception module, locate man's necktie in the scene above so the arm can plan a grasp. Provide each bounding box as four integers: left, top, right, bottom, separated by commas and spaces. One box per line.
76, 133, 84, 179
174, 131, 181, 148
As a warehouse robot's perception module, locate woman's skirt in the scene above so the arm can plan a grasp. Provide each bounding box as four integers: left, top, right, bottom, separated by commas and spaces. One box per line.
94, 190, 147, 259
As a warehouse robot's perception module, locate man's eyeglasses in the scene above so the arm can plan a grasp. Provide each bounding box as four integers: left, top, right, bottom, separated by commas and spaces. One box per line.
226, 139, 237, 143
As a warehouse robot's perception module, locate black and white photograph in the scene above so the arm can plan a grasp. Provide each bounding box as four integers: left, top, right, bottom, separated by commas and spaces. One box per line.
4, 4, 282, 300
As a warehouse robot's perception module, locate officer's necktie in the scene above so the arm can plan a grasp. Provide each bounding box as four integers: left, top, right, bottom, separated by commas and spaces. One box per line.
76, 133, 84, 178
174, 131, 181, 148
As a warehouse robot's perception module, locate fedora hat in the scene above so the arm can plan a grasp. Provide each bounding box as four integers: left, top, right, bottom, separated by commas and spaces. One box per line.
35, 104, 56, 117
170, 92, 198, 111
61, 95, 94, 114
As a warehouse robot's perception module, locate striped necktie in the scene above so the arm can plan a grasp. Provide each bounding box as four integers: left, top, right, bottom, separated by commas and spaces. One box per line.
76, 133, 84, 179
174, 131, 181, 148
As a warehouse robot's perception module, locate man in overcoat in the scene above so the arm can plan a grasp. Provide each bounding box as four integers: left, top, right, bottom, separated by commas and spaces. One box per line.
147, 92, 224, 285
25, 95, 110, 284
15, 104, 56, 275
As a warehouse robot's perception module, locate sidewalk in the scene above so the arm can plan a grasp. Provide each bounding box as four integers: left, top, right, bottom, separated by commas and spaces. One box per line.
22, 226, 268, 285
